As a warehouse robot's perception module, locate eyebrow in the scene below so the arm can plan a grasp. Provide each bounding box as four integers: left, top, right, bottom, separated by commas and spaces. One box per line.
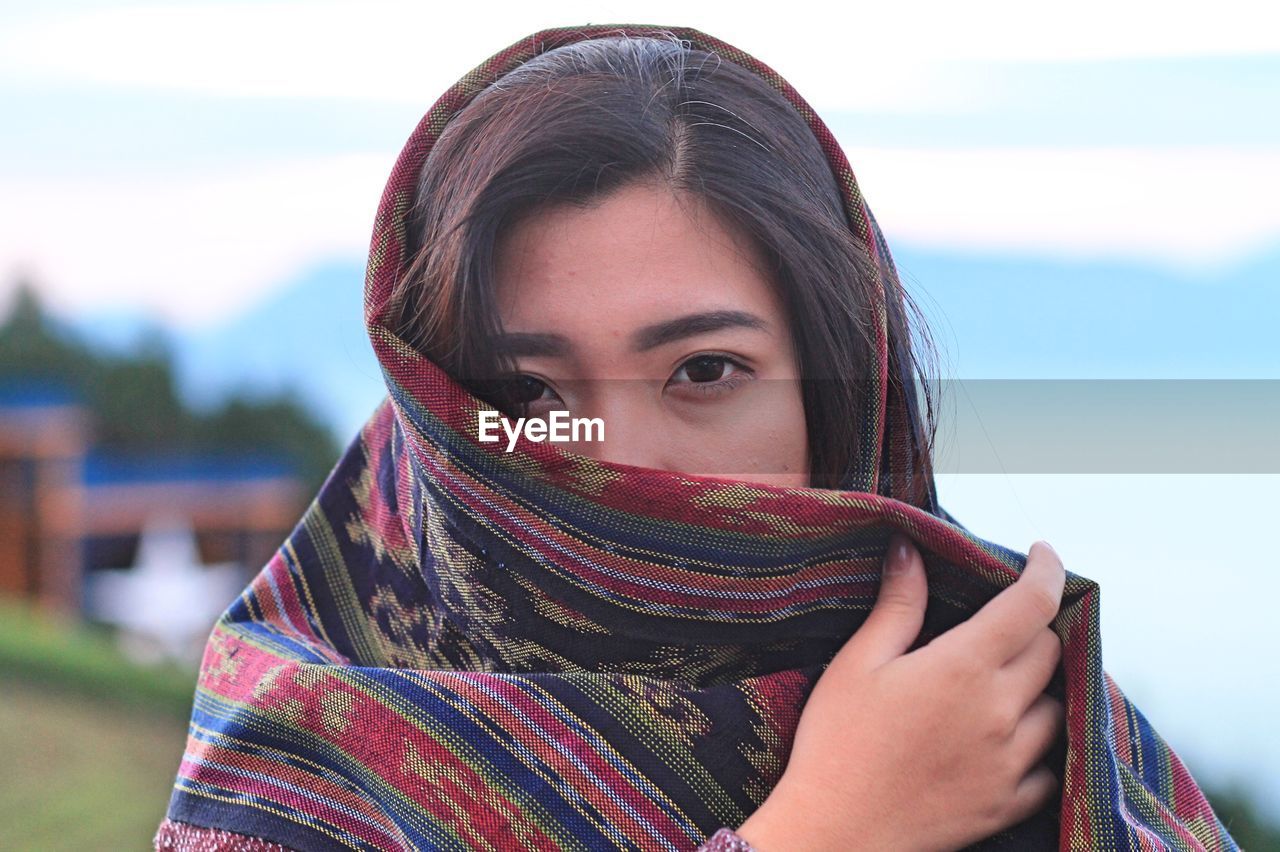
493, 310, 771, 358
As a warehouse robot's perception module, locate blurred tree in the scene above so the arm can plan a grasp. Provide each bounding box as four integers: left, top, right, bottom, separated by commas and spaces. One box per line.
1202, 779, 1280, 850
192, 394, 341, 493
0, 279, 94, 377
91, 344, 193, 450
0, 279, 338, 491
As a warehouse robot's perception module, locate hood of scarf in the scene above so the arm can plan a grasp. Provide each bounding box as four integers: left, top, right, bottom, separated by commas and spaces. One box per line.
361, 23, 970, 682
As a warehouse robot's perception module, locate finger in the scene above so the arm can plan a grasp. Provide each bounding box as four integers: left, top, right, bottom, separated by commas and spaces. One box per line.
1000, 627, 1064, 714
956, 541, 1066, 668
836, 533, 929, 673
1008, 764, 1061, 827
1008, 693, 1066, 774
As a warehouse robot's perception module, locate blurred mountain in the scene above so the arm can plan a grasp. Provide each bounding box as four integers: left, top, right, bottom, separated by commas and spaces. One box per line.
72, 260, 386, 446
63, 245, 1280, 447
178, 259, 388, 444
893, 244, 1280, 380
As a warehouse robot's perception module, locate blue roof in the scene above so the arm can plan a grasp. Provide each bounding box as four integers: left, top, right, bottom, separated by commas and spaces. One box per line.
0, 378, 82, 408
83, 449, 297, 486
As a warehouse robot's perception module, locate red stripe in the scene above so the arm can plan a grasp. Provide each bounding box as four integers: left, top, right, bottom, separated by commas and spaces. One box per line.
205, 661, 566, 850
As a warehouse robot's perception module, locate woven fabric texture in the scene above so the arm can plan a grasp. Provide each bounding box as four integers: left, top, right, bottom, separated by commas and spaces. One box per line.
158, 23, 1238, 852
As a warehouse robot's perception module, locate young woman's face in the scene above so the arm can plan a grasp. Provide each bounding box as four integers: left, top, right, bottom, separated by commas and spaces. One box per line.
492, 181, 810, 488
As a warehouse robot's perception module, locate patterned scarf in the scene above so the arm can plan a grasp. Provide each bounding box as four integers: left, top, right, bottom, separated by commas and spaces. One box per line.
156, 24, 1237, 852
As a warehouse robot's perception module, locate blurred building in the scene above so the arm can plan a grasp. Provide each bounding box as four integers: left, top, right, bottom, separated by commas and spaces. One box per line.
0, 383, 305, 641
0, 383, 86, 609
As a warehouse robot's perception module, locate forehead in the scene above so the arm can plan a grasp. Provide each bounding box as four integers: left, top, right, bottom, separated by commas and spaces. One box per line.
492, 182, 781, 328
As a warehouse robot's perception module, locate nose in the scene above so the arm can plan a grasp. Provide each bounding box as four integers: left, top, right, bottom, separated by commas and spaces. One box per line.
564, 381, 670, 471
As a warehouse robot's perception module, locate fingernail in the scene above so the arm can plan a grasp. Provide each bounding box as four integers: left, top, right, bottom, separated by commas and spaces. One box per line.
1038, 541, 1064, 571
885, 534, 912, 576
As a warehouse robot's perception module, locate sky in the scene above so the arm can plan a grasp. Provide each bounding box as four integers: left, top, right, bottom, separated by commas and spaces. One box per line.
5, 0, 1280, 326
3, 0, 1279, 822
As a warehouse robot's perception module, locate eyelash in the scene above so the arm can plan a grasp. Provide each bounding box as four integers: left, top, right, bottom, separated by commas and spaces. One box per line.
504, 353, 754, 408
668, 353, 754, 398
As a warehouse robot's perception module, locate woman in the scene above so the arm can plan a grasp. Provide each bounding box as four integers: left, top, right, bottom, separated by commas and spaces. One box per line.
155, 24, 1237, 852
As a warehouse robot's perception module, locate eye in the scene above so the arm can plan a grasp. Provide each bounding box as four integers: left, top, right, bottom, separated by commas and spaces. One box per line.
495, 374, 561, 414
668, 354, 753, 397
510, 375, 553, 403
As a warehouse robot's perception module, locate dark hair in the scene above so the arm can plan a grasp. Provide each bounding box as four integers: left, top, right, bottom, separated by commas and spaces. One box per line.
388, 32, 937, 490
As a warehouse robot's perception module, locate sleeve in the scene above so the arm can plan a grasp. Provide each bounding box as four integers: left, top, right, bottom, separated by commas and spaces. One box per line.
155, 818, 301, 852
697, 826, 761, 851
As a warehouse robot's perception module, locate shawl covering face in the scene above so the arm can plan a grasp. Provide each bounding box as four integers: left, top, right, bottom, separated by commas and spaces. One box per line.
158, 24, 1238, 852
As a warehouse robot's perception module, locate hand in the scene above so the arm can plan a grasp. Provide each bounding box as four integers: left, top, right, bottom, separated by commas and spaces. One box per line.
737, 537, 1067, 852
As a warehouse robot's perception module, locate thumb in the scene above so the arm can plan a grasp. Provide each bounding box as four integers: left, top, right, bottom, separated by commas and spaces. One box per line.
837, 533, 929, 672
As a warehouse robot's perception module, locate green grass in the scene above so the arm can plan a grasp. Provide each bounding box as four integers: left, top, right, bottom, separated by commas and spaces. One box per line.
0, 678, 190, 850
0, 599, 195, 850
0, 600, 197, 718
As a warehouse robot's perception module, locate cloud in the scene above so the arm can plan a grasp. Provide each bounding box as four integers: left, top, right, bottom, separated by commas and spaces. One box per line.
0, 153, 390, 327
5, 145, 1276, 327
6, 1, 1279, 113
849, 145, 1280, 273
